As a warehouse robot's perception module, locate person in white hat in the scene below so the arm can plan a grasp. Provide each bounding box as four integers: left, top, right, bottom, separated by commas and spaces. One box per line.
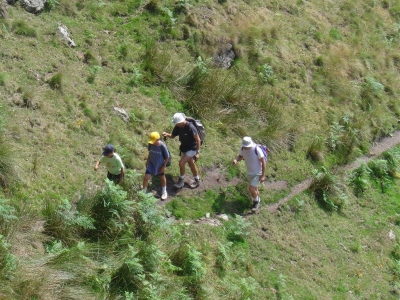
232, 137, 266, 210
142, 132, 170, 200
162, 112, 201, 189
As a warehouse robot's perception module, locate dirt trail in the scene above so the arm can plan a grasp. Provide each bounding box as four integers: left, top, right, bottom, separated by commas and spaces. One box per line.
267, 131, 400, 213
154, 131, 400, 215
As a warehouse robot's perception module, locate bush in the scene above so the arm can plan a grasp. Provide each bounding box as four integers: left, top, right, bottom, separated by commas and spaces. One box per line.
310, 167, 348, 211
0, 234, 16, 280
48, 72, 63, 90
12, 20, 37, 37
43, 198, 95, 245
226, 214, 251, 243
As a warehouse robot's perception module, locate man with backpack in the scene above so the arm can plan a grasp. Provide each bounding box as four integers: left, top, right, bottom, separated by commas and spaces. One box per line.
142, 132, 170, 200
162, 112, 201, 189
232, 136, 266, 210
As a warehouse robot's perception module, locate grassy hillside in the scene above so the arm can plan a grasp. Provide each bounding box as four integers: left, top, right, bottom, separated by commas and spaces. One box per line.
1, 0, 400, 299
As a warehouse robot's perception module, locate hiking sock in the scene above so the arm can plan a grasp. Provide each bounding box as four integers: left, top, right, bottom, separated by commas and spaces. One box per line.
161, 186, 167, 193
194, 175, 200, 180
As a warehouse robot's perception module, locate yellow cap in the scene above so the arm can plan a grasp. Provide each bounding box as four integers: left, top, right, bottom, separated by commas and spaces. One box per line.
148, 132, 160, 144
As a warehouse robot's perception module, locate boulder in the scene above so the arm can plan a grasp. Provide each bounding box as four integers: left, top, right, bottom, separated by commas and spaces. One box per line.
213, 43, 235, 69
6, 0, 17, 5
57, 23, 76, 47
20, 0, 45, 14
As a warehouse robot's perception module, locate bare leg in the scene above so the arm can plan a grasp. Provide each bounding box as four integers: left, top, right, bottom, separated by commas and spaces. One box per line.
143, 174, 151, 189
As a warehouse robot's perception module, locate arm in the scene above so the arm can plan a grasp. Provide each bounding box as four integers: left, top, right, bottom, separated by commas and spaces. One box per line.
94, 159, 101, 171
119, 167, 125, 183
162, 132, 176, 139
194, 133, 201, 160
260, 157, 266, 182
232, 155, 244, 165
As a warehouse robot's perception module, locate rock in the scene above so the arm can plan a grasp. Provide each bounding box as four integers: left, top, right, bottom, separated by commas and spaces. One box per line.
6, 0, 17, 5
20, 0, 45, 14
213, 43, 235, 69
113, 107, 129, 123
216, 213, 229, 221
57, 23, 76, 47
205, 212, 210, 218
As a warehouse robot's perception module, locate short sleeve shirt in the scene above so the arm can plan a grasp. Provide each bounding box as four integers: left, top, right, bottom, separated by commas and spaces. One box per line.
238, 146, 264, 176
100, 153, 124, 175
172, 122, 198, 152
147, 142, 169, 175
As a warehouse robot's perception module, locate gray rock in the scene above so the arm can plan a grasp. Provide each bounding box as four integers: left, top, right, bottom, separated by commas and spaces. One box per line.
213, 43, 235, 69
20, 0, 45, 14
57, 23, 76, 47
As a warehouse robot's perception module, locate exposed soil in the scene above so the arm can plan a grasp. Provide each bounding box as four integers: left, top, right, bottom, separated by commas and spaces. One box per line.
153, 131, 400, 217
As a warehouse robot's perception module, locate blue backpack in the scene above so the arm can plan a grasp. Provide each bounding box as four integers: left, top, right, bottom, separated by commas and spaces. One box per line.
255, 144, 269, 162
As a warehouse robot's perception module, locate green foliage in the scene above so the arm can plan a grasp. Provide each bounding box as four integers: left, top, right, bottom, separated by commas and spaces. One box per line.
133, 191, 168, 240
275, 274, 294, 300
348, 163, 371, 196
44, 0, 59, 12
329, 28, 342, 40
0, 198, 17, 234
180, 56, 211, 90
0, 234, 16, 280
11, 20, 37, 37
48, 72, 63, 90
368, 159, 393, 193
0, 124, 15, 188
259, 63, 275, 85
79, 179, 134, 239
215, 242, 232, 277
310, 166, 348, 211
127, 67, 143, 87
226, 214, 251, 243
43, 198, 95, 245
360, 76, 385, 110
306, 136, 324, 163
87, 65, 101, 84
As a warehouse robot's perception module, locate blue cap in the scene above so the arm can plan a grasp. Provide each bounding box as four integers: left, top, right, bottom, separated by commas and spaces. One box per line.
102, 144, 114, 156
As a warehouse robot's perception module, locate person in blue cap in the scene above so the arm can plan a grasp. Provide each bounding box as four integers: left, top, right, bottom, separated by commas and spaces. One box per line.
94, 144, 125, 184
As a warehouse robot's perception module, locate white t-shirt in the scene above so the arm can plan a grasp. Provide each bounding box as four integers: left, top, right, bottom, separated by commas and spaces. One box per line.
100, 153, 124, 175
238, 146, 264, 176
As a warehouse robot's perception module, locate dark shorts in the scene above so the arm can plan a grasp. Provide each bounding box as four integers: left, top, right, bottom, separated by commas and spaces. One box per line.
145, 169, 164, 176
107, 172, 124, 183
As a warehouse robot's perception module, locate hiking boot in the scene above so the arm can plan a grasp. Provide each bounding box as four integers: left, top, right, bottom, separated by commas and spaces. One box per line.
175, 177, 185, 189
161, 191, 168, 201
190, 178, 200, 189
252, 200, 261, 210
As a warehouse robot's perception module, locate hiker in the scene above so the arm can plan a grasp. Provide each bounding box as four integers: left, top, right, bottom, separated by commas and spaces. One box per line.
94, 144, 125, 184
232, 136, 266, 210
162, 112, 201, 189
142, 132, 170, 200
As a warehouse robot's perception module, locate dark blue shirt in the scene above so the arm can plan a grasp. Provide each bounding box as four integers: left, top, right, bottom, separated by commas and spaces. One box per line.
172, 122, 198, 152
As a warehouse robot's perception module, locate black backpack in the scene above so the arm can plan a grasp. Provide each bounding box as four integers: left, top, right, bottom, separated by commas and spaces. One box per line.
186, 117, 206, 145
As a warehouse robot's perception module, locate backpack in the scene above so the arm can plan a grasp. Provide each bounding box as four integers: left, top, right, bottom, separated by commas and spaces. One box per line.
255, 144, 269, 162
186, 117, 206, 145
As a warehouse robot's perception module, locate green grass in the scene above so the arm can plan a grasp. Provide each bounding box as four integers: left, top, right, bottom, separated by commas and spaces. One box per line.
1, 0, 400, 298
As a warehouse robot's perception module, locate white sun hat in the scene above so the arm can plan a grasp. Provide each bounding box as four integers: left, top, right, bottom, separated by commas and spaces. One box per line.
241, 136, 255, 147
172, 112, 186, 124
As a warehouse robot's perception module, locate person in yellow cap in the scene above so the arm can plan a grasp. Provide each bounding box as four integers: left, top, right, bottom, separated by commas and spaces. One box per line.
142, 132, 170, 200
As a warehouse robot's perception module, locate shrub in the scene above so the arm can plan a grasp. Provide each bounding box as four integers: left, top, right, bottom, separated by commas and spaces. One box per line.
43, 198, 95, 245
12, 20, 37, 37
306, 136, 324, 163
0, 198, 17, 235
48, 72, 63, 91
226, 214, 251, 243
44, 0, 59, 12
348, 163, 371, 197
0, 234, 16, 280
309, 166, 348, 211
79, 179, 134, 239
